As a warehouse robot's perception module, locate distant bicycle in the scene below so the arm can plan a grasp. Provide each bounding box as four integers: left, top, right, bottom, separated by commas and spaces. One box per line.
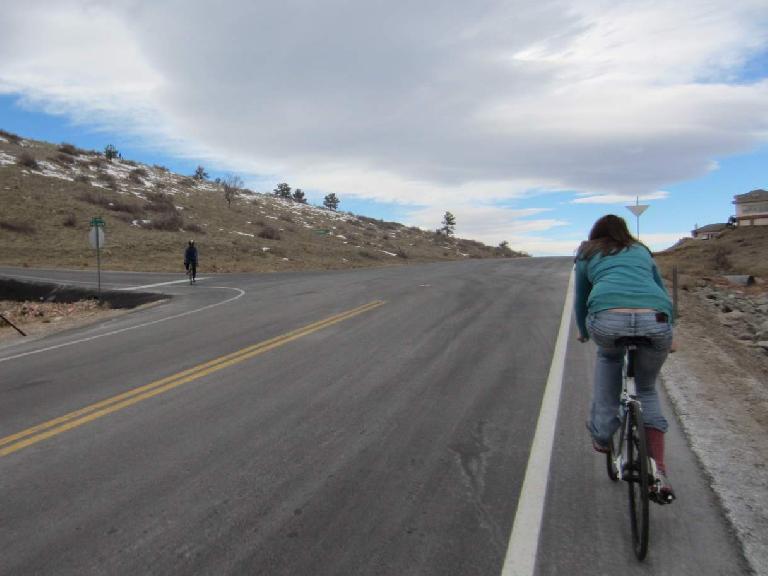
605, 336, 675, 561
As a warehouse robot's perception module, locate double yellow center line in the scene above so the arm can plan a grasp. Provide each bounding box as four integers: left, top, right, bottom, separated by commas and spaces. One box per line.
0, 300, 385, 458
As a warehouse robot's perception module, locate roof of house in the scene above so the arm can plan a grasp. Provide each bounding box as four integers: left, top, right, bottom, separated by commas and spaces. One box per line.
692, 223, 729, 234
734, 189, 768, 203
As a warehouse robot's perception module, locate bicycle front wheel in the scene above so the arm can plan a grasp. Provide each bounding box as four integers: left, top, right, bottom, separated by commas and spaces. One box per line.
626, 402, 650, 560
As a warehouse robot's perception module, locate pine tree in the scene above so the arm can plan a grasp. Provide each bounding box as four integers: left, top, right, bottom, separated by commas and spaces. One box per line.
273, 182, 292, 198
104, 144, 119, 161
323, 193, 340, 211
193, 165, 208, 180
292, 188, 307, 204
441, 211, 456, 236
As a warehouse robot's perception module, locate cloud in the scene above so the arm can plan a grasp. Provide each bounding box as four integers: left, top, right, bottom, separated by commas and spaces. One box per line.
572, 191, 669, 204
1, 0, 767, 252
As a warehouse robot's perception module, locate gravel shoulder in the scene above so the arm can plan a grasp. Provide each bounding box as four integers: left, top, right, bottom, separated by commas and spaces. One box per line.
661, 286, 768, 575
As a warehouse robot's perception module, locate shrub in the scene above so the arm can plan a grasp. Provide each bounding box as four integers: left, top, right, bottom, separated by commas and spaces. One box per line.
714, 247, 733, 271
17, 152, 39, 169
96, 172, 118, 189
128, 167, 148, 184
185, 222, 207, 234
58, 142, 84, 156
145, 212, 184, 231
396, 247, 409, 259
145, 191, 176, 213
62, 214, 78, 227
0, 220, 35, 234
113, 212, 135, 224
53, 153, 75, 165
258, 226, 281, 240
0, 129, 22, 144
109, 198, 144, 216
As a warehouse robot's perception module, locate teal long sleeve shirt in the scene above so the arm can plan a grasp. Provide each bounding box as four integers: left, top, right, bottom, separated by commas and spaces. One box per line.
573, 244, 673, 338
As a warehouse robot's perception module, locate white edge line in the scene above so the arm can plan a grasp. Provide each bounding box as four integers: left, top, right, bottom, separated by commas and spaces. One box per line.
501, 270, 574, 576
117, 278, 209, 290
0, 287, 245, 364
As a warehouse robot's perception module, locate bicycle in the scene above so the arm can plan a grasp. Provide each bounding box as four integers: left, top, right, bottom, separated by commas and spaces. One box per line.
604, 336, 674, 561
186, 263, 197, 284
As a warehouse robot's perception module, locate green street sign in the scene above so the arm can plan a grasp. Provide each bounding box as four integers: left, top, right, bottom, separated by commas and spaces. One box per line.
90, 217, 106, 227
313, 229, 331, 236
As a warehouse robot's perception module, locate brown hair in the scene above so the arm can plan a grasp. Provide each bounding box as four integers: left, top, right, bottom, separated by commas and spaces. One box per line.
577, 214, 646, 260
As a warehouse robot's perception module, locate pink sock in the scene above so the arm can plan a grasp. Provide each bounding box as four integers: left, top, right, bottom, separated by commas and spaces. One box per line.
645, 427, 666, 473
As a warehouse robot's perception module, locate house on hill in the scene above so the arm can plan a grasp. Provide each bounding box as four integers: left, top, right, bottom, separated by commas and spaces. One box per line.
691, 223, 729, 240
733, 189, 768, 226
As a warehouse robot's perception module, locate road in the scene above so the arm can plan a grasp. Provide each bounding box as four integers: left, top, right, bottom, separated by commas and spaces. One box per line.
0, 260, 749, 575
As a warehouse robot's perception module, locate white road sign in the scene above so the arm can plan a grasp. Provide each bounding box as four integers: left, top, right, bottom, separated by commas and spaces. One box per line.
89, 226, 105, 249
626, 204, 649, 217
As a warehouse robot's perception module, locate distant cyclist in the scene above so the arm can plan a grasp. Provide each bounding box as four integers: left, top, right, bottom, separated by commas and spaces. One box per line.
184, 240, 198, 283
574, 214, 675, 499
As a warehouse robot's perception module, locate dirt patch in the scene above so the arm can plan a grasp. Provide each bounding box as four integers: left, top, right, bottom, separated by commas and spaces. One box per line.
0, 299, 128, 342
0, 278, 168, 345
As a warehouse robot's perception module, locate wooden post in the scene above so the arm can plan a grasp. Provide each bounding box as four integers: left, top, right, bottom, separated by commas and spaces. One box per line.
672, 265, 679, 319
0, 313, 26, 336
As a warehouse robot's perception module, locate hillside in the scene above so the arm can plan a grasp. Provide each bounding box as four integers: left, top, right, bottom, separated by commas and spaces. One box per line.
0, 129, 526, 273
655, 225, 768, 280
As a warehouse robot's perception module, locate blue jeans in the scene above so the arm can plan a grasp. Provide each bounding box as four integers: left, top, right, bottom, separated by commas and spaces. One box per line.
586, 311, 672, 445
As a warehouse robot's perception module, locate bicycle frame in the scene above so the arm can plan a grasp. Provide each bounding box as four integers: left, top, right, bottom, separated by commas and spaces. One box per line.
610, 346, 659, 483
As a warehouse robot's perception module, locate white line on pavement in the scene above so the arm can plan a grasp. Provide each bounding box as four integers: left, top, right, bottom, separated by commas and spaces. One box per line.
117, 278, 209, 290
0, 287, 245, 364
501, 271, 574, 576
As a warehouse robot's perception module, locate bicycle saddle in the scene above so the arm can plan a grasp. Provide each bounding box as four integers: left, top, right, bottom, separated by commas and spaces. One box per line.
614, 336, 652, 347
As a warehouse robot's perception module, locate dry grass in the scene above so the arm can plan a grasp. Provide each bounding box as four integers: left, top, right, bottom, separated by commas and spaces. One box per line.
0, 133, 527, 273
656, 226, 768, 280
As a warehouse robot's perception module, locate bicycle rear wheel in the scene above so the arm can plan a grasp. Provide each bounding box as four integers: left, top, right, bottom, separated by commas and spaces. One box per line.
627, 402, 650, 560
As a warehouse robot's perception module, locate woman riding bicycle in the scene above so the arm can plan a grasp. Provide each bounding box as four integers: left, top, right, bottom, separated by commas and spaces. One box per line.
574, 214, 675, 498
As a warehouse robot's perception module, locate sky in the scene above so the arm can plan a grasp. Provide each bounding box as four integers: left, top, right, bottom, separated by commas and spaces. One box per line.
1, 0, 767, 256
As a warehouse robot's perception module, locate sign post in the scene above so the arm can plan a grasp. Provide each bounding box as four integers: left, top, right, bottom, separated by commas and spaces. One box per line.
89, 217, 106, 299
626, 196, 649, 240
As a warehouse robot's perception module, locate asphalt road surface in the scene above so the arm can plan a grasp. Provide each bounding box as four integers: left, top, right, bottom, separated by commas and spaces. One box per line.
0, 260, 749, 575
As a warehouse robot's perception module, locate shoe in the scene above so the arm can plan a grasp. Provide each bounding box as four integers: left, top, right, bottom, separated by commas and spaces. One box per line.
592, 439, 611, 454
585, 421, 611, 453
652, 471, 676, 504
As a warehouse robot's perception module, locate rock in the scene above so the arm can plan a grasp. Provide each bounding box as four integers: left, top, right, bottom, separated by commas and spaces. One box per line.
720, 311, 747, 328
723, 275, 756, 286
756, 320, 768, 340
